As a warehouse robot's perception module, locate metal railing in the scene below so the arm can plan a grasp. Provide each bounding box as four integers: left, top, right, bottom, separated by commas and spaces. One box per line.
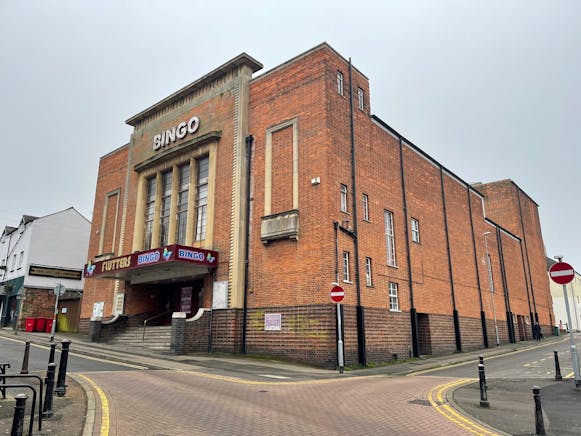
142, 311, 170, 340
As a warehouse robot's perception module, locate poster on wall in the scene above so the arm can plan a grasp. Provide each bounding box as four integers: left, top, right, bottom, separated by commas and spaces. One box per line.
180, 287, 192, 313
265, 313, 282, 331
212, 281, 228, 309
92, 302, 104, 319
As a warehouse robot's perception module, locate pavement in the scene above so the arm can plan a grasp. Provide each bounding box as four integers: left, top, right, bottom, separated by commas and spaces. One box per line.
1, 327, 580, 435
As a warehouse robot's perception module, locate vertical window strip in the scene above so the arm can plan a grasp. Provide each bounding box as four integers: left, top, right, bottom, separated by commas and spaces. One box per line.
340, 184, 348, 212
362, 194, 369, 221
337, 71, 344, 95
342, 251, 350, 282
160, 170, 173, 247
357, 87, 364, 110
411, 218, 420, 243
384, 210, 397, 266
389, 282, 399, 311
195, 156, 209, 241
365, 257, 373, 286
176, 164, 190, 245
143, 176, 157, 250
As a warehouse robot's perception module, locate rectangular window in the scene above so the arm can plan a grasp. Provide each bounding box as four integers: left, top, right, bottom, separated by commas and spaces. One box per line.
365, 257, 373, 287
357, 87, 364, 110
342, 251, 350, 282
176, 164, 190, 245
11, 254, 17, 270
160, 170, 173, 247
340, 184, 348, 213
389, 282, 399, 311
411, 218, 420, 243
143, 176, 157, 250
337, 71, 344, 95
384, 210, 397, 266
18, 251, 24, 268
195, 156, 209, 241
362, 194, 369, 221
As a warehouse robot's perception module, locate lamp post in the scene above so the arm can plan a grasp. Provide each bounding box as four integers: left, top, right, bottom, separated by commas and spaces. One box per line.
483, 232, 500, 346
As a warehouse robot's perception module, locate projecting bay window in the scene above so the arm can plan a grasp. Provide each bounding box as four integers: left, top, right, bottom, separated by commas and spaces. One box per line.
143, 176, 157, 250
195, 156, 209, 241
384, 209, 397, 267
176, 164, 190, 245
160, 170, 173, 247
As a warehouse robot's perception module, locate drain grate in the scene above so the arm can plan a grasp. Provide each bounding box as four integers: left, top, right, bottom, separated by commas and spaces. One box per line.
408, 399, 431, 406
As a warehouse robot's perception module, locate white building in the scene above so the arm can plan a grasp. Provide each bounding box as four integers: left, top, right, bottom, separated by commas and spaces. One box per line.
547, 257, 581, 332
0, 207, 90, 332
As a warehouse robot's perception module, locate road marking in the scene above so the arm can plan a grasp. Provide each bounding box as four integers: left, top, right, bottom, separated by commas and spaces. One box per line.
76, 374, 110, 436
0, 336, 148, 369
259, 374, 291, 379
428, 378, 503, 435
182, 370, 385, 385
565, 371, 574, 378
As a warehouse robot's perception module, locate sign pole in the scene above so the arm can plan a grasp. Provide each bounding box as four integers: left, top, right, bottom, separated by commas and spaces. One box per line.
337, 303, 344, 374
51, 284, 64, 342
551, 257, 581, 387
561, 282, 581, 386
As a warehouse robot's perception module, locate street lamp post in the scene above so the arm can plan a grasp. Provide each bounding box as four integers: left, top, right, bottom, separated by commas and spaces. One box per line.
484, 232, 500, 347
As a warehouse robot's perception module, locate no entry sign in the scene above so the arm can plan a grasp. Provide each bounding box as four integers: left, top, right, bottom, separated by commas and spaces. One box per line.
549, 262, 575, 285
331, 285, 345, 303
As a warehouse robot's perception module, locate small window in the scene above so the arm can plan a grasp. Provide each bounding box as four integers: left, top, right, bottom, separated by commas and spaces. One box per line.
357, 88, 364, 110
18, 251, 24, 268
340, 184, 348, 213
362, 194, 369, 221
384, 210, 397, 267
11, 254, 17, 270
411, 218, 420, 243
342, 251, 350, 282
337, 71, 344, 96
389, 282, 399, 311
365, 257, 373, 287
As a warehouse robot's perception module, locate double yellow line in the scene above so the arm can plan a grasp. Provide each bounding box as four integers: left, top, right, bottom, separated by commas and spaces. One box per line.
76, 374, 110, 436
427, 378, 502, 436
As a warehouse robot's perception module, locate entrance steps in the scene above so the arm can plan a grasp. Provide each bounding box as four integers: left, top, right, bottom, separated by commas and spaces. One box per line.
106, 325, 172, 352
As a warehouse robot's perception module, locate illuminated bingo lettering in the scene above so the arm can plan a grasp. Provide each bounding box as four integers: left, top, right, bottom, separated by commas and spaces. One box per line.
178, 249, 205, 262
101, 256, 131, 272
137, 251, 160, 265
153, 116, 200, 150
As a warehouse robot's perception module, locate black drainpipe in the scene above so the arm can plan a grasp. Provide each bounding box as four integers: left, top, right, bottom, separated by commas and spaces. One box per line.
496, 227, 515, 343
440, 167, 462, 352
241, 134, 253, 354
516, 187, 538, 322
348, 58, 366, 366
467, 187, 488, 348
519, 241, 534, 335
398, 138, 419, 357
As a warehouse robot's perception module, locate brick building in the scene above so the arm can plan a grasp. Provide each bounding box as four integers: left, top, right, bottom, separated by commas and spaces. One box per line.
82, 43, 554, 367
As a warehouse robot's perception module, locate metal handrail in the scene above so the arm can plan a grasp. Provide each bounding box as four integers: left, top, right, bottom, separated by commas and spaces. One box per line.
142, 311, 170, 340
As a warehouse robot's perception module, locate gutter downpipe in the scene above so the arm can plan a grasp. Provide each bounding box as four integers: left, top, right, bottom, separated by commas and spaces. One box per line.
440, 167, 462, 352
398, 138, 419, 357
467, 187, 488, 348
519, 241, 534, 335
496, 227, 516, 343
349, 58, 366, 366
241, 134, 253, 354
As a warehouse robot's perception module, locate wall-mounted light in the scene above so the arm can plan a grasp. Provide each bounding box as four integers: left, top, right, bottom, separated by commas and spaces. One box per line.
311, 177, 320, 185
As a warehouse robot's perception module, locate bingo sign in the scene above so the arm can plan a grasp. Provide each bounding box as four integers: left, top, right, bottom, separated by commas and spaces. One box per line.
331, 285, 345, 303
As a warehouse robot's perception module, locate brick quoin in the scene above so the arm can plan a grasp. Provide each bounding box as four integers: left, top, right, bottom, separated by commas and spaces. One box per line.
82, 43, 554, 368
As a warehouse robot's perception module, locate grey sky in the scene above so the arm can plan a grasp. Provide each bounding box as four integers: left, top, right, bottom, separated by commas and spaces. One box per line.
1, 1, 579, 270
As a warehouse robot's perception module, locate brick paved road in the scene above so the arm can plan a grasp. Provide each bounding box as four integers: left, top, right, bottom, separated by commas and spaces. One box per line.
83, 370, 476, 435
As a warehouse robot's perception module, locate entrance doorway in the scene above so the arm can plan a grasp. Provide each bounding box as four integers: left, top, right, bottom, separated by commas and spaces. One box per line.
145, 279, 204, 326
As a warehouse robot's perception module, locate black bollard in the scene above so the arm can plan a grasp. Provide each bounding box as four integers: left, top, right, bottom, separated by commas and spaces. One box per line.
55, 339, 71, 396
48, 341, 56, 365
10, 393, 28, 436
553, 350, 563, 381
20, 341, 30, 375
478, 363, 489, 407
479, 355, 484, 366
533, 386, 545, 435
0, 362, 10, 399
42, 362, 56, 418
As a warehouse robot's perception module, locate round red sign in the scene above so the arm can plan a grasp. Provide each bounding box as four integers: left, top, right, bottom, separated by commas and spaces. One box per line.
549, 262, 575, 285
331, 285, 345, 303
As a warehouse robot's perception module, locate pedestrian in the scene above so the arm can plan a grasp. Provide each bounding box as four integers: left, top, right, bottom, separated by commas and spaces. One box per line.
533, 322, 541, 341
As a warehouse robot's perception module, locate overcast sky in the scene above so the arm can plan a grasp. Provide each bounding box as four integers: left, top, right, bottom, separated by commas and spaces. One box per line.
1, 1, 579, 270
